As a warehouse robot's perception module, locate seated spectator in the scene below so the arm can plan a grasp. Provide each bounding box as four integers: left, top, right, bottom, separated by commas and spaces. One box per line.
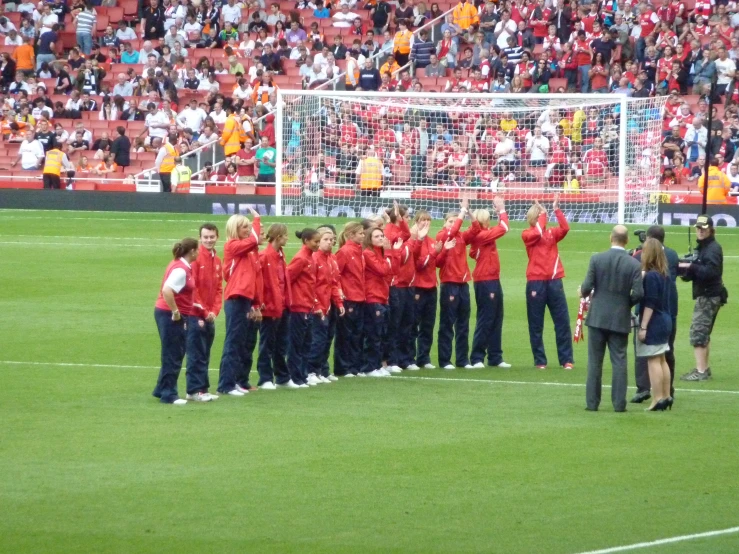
12, 129, 44, 170
313, 0, 330, 18
68, 130, 90, 155
95, 154, 118, 176
76, 156, 93, 173
333, 4, 360, 28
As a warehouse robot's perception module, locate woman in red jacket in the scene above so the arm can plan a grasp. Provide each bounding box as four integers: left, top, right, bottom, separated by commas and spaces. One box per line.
468, 197, 512, 369
362, 227, 402, 377
307, 225, 345, 383
521, 194, 574, 370
286, 228, 321, 387
435, 199, 480, 370
256, 223, 296, 390
217, 210, 261, 397
333, 221, 366, 377
412, 210, 442, 369
152, 238, 199, 405
187, 223, 222, 402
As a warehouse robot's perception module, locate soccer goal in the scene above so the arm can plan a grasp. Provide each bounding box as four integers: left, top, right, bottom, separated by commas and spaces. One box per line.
274, 90, 667, 224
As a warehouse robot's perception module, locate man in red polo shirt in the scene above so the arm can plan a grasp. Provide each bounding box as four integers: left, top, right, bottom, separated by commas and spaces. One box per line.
234, 137, 256, 183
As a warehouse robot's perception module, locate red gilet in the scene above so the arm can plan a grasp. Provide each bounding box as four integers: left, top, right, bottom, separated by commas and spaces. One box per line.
313, 249, 344, 314
287, 244, 318, 313
259, 243, 292, 318
192, 244, 223, 318
413, 236, 440, 290
222, 217, 261, 301
469, 212, 510, 281
363, 246, 400, 304
521, 209, 569, 281
435, 218, 481, 284
335, 240, 366, 302
155, 258, 195, 316
384, 219, 415, 287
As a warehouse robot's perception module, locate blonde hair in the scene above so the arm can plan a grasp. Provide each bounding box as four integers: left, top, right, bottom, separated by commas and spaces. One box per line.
225, 214, 249, 240
338, 221, 364, 247
266, 223, 288, 242
414, 209, 431, 223
445, 210, 459, 222
473, 209, 490, 225
526, 205, 540, 227
641, 237, 668, 277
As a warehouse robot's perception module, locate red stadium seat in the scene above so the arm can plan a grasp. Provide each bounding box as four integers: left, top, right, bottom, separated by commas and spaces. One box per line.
96, 15, 110, 33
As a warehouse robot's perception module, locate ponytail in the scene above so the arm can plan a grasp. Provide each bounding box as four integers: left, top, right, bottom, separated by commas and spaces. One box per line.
172, 237, 198, 259
385, 204, 408, 224
295, 227, 319, 243
266, 223, 288, 243
338, 221, 364, 247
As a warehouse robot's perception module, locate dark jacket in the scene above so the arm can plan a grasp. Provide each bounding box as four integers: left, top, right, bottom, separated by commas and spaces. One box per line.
110, 135, 131, 167
682, 235, 724, 299
358, 68, 381, 91
635, 245, 679, 317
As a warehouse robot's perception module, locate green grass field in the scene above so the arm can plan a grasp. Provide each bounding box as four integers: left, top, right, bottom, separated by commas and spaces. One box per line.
1, 209, 738, 554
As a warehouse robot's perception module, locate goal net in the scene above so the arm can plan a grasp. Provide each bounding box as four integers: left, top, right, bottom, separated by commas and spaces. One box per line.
275, 91, 668, 224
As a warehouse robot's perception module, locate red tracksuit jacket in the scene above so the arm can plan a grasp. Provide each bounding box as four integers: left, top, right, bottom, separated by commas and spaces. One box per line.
363, 246, 400, 304
313, 249, 344, 314
435, 218, 481, 284
287, 244, 318, 313
521, 209, 569, 281
384, 219, 415, 287
192, 244, 223, 318
413, 236, 440, 290
469, 212, 510, 281
259, 243, 292, 318
222, 217, 261, 302
335, 240, 366, 302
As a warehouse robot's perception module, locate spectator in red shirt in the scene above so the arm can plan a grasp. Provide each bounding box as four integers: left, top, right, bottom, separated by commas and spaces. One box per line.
234, 138, 256, 183
574, 30, 593, 92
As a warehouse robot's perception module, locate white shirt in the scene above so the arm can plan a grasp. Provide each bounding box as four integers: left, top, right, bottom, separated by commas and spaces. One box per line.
233, 85, 252, 100
116, 27, 138, 40
66, 128, 93, 144
177, 107, 207, 132
146, 111, 170, 139
209, 109, 227, 124
222, 4, 242, 24
494, 19, 517, 49
526, 134, 550, 162
18, 139, 44, 169
313, 52, 328, 66
198, 131, 218, 145
163, 259, 190, 292
332, 11, 358, 27
715, 57, 736, 85
4, 35, 22, 46
37, 13, 59, 36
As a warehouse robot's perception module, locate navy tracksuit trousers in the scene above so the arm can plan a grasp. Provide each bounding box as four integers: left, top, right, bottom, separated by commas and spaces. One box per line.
413, 287, 437, 366
236, 317, 258, 389
185, 316, 214, 394
307, 307, 337, 378
217, 296, 251, 393
362, 303, 388, 373
333, 300, 364, 376
257, 311, 291, 386
437, 282, 471, 367
525, 279, 573, 367
287, 311, 312, 385
387, 286, 416, 368
153, 307, 187, 403
470, 280, 505, 366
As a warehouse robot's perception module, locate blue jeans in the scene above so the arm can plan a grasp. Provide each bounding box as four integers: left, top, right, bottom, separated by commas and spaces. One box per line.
77, 33, 93, 56
333, 300, 364, 376
257, 312, 290, 385
437, 283, 471, 367
413, 287, 437, 366
217, 296, 251, 393
362, 303, 388, 373
287, 311, 312, 385
185, 316, 214, 394
36, 53, 56, 71
525, 279, 573, 367
578, 65, 591, 93
470, 280, 505, 366
153, 308, 186, 403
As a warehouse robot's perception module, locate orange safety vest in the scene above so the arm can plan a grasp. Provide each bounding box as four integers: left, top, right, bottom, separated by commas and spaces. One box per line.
699, 167, 731, 204
172, 165, 191, 194
394, 30, 413, 55
345, 59, 360, 86
159, 143, 178, 174
360, 157, 383, 190
220, 115, 242, 156
452, 2, 479, 29
43, 149, 63, 176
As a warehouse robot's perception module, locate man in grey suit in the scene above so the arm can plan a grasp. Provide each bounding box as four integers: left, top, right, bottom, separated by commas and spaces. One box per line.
580, 226, 644, 412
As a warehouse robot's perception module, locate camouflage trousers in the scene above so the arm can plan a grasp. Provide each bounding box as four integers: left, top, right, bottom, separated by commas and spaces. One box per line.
689, 296, 722, 347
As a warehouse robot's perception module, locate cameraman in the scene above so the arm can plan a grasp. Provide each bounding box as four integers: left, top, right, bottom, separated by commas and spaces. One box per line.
630, 226, 679, 403
679, 215, 727, 382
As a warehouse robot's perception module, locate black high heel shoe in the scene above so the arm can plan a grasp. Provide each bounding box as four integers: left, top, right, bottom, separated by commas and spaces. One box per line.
646, 399, 669, 412
665, 397, 674, 411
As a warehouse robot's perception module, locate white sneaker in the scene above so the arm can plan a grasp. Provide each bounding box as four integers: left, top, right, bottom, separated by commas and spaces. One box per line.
464, 364, 475, 369
343, 373, 355, 378
423, 363, 436, 369
227, 389, 245, 397
259, 382, 276, 390
327, 375, 339, 382
186, 392, 212, 402
443, 364, 456, 370
357, 372, 368, 377
470, 362, 485, 369
298, 384, 309, 388
386, 366, 402, 374
235, 384, 250, 394
172, 398, 187, 405
405, 364, 420, 370
367, 369, 384, 377
319, 375, 332, 384
496, 362, 512, 368
276, 380, 300, 389
306, 374, 322, 385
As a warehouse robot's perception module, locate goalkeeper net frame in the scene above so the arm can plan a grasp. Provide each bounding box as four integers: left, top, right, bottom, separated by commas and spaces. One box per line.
274, 91, 668, 224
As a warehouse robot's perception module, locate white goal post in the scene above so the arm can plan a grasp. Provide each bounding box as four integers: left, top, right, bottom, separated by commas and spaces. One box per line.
275, 90, 668, 224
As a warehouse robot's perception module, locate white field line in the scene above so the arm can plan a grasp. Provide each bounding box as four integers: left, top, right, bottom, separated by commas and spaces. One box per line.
573, 525, 739, 554
1, 360, 738, 396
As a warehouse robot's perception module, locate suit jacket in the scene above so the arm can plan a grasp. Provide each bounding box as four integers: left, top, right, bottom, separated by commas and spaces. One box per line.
581, 247, 643, 334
